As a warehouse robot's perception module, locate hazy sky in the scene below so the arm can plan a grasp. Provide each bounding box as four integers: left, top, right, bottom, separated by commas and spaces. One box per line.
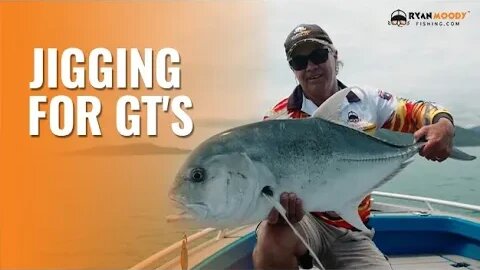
260, 0, 480, 127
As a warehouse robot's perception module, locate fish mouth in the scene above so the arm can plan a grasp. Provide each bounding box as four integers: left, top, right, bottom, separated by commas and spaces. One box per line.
169, 192, 209, 219
169, 192, 188, 210
169, 190, 210, 218
170, 199, 186, 210
186, 203, 209, 219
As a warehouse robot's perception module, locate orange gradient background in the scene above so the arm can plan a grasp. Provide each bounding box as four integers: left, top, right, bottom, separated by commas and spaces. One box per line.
0, 2, 266, 268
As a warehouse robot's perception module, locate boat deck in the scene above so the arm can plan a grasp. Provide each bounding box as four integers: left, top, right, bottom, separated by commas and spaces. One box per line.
389, 254, 479, 270
305, 255, 480, 270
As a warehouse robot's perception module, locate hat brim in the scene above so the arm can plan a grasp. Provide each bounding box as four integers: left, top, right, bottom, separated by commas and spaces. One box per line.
286, 38, 333, 60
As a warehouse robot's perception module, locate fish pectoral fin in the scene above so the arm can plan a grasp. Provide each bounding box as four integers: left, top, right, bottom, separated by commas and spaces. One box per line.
450, 147, 476, 161
335, 206, 370, 232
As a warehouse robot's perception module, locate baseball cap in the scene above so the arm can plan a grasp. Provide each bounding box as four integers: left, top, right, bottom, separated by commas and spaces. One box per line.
284, 24, 333, 60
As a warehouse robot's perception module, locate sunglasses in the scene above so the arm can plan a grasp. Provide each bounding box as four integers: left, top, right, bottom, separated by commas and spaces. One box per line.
289, 48, 331, 71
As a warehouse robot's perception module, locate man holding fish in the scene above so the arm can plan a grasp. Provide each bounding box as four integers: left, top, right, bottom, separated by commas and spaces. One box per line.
252, 24, 456, 269
169, 23, 473, 270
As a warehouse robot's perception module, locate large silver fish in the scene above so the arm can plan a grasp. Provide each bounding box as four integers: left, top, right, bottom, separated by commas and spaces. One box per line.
169, 89, 475, 231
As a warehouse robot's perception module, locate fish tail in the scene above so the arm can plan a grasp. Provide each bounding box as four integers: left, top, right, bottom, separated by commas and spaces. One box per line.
450, 147, 476, 161
414, 137, 476, 161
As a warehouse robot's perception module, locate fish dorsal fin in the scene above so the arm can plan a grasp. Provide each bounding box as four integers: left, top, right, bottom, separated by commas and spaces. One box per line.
312, 88, 353, 122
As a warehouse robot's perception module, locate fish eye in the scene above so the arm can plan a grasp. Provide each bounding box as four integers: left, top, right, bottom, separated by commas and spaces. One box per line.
190, 168, 206, 183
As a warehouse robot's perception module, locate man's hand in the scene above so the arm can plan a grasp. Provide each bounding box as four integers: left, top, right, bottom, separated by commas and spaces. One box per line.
267, 192, 305, 225
414, 118, 454, 162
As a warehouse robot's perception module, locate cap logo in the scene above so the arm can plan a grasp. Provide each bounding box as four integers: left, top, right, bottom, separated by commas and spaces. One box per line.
291, 27, 311, 41
293, 26, 307, 34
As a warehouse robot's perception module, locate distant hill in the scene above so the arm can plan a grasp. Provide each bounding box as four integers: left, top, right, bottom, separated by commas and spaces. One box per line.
455, 126, 480, 146
376, 126, 480, 147
68, 143, 191, 156
471, 126, 480, 135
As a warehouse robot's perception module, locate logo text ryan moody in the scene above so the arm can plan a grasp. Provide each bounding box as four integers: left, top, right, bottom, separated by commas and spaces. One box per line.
408, 11, 469, 20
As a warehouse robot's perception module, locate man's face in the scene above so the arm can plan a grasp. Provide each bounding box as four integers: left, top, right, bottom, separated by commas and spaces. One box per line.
290, 42, 337, 104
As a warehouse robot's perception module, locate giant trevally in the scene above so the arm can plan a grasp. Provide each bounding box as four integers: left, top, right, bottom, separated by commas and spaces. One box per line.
168, 88, 475, 231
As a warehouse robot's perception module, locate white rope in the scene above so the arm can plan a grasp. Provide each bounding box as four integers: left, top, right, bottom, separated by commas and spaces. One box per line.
262, 193, 325, 270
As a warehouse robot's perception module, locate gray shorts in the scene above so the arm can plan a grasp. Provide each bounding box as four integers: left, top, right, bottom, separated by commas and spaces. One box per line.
257, 213, 392, 270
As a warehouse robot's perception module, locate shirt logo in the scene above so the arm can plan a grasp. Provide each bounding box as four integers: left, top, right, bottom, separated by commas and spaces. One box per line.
348, 111, 360, 123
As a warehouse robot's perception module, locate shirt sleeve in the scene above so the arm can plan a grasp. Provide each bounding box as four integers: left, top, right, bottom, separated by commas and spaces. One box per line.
378, 91, 454, 133
263, 98, 290, 121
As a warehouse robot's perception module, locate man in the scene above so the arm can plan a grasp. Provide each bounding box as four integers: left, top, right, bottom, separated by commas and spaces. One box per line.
252, 24, 455, 270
